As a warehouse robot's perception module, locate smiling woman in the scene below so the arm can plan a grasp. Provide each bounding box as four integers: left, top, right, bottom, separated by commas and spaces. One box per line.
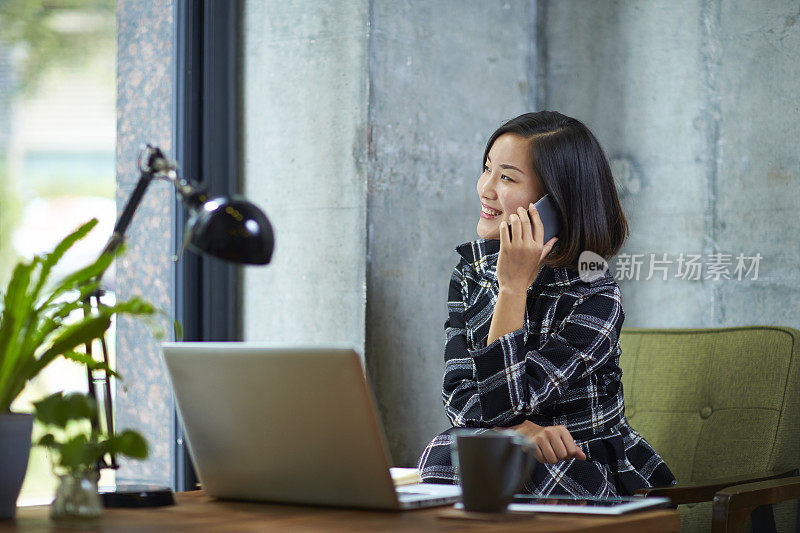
417, 111, 677, 498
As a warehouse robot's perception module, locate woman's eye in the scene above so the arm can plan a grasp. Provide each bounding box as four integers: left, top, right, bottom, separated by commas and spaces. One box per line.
482, 165, 512, 182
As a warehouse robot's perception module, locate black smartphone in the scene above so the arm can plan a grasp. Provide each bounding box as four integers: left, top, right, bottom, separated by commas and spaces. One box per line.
534, 194, 561, 243
510, 194, 561, 243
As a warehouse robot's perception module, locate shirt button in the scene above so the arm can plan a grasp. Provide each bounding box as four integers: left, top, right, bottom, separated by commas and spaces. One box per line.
700, 406, 713, 419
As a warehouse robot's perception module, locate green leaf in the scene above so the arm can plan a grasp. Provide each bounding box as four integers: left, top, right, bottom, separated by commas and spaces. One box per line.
31, 392, 149, 473
22, 312, 70, 359
4, 296, 158, 411
0, 214, 160, 414
33, 392, 96, 428
33, 315, 112, 375
58, 434, 99, 471
62, 393, 98, 421
38, 249, 116, 311
103, 297, 157, 317
173, 320, 183, 341
37, 433, 56, 448
30, 219, 99, 307
0, 260, 36, 410
11, 221, 101, 400
32, 392, 65, 426
106, 298, 170, 340
61, 351, 121, 379
106, 429, 148, 460
0, 221, 109, 411
15, 298, 92, 389
22, 297, 89, 363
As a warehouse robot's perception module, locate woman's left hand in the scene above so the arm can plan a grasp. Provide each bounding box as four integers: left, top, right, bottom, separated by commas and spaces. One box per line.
496, 203, 558, 294
495, 420, 587, 464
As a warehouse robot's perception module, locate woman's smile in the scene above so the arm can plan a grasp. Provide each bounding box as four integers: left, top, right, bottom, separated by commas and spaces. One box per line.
480, 203, 502, 219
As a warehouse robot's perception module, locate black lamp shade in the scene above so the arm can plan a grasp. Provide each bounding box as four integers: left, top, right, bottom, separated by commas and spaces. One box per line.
185, 196, 274, 264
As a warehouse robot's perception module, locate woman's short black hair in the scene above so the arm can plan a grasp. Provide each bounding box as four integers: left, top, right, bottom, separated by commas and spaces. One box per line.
482, 111, 629, 271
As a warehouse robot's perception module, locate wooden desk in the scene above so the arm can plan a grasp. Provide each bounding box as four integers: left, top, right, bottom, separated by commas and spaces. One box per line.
9, 491, 680, 532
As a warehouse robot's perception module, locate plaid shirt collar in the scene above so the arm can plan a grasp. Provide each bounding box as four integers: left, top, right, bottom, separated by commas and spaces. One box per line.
455, 238, 593, 287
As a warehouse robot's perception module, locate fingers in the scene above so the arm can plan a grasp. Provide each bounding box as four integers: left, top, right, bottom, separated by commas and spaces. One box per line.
517, 206, 533, 243
550, 434, 569, 461
533, 448, 544, 463
536, 426, 587, 464
497, 423, 585, 465
508, 214, 522, 243
528, 203, 543, 245
500, 215, 510, 246
537, 440, 558, 464
559, 431, 587, 461
541, 237, 559, 260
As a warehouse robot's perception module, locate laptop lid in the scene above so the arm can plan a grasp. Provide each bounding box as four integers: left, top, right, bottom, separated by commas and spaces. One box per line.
161, 343, 402, 510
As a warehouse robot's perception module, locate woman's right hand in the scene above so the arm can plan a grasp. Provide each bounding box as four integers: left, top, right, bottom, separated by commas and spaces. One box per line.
496, 204, 558, 295
498, 420, 587, 464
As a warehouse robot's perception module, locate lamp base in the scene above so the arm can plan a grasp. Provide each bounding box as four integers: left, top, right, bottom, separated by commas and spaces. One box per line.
99, 484, 176, 508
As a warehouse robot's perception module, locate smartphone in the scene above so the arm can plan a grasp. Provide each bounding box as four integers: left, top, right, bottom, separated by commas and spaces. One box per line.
510, 194, 561, 243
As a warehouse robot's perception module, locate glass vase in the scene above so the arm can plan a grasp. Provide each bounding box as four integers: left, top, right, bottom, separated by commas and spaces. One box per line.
50, 471, 103, 526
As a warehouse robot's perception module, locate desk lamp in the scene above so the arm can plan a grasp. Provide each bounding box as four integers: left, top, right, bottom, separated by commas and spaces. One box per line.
86, 144, 273, 507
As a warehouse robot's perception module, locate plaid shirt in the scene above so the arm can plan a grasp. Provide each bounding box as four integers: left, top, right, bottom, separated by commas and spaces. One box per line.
419, 237, 677, 496
443, 237, 626, 435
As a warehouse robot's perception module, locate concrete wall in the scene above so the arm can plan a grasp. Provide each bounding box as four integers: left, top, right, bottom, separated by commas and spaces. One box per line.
241, 0, 800, 470
542, 1, 799, 526
542, 0, 800, 328
241, 0, 534, 466
365, 1, 535, 466
241, 0, 370, 354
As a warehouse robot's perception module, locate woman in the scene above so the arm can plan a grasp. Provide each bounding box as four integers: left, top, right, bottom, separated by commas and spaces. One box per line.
417, 111, 677, 497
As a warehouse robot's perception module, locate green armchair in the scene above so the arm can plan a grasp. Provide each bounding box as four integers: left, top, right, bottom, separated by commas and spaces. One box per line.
619, 326, 800, 532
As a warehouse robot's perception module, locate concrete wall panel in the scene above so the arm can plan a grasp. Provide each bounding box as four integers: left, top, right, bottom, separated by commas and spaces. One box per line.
366, 0, 535, 466
241, 0, 370, 353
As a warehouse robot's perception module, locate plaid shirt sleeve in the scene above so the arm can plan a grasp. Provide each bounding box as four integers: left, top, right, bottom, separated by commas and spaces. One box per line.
441, 261, 491, 427
471, 285, 624, 426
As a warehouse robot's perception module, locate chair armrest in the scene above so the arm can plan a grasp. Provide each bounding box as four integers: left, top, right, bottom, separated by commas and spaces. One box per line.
712, 476, 800, 533
633, 469, 798, 505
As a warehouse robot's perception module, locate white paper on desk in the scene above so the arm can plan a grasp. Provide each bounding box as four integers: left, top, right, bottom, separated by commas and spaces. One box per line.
390, 467, 422, 486
455, 496, 671, 515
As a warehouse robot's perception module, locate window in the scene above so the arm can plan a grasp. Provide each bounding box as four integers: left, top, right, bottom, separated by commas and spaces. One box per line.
0, 0, 117, 505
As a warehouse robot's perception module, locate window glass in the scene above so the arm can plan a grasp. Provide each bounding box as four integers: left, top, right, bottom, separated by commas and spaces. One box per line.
0, 0, 117, 505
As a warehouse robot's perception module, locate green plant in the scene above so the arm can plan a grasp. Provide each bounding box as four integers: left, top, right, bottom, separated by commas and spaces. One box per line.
33, 391, 147, 476
0, 218, 158, 413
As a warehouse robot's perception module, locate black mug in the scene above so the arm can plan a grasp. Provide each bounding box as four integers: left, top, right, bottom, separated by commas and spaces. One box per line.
451, 429, 537, 513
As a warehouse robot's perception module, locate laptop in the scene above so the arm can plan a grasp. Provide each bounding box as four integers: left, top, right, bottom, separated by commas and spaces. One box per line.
161, 343, 461, 510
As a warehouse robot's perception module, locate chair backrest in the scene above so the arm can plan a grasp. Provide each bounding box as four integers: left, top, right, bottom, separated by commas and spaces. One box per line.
619, 326, 800, 484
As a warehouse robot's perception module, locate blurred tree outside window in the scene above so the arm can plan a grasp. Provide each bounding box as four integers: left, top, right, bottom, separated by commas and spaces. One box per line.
0, 0, 117, 505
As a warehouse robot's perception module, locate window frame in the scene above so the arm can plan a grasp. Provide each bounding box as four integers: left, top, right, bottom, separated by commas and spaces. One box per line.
173, 0, 241, 492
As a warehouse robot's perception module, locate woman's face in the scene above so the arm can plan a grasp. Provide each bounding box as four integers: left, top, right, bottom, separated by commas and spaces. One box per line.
476, 133, 545, 239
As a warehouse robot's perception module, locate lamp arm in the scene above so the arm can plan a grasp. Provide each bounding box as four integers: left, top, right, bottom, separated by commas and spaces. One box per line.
87, 144, 219, 477
89, 144, 203, 469
101, 169, 154, 256
101, 144, 206, 257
